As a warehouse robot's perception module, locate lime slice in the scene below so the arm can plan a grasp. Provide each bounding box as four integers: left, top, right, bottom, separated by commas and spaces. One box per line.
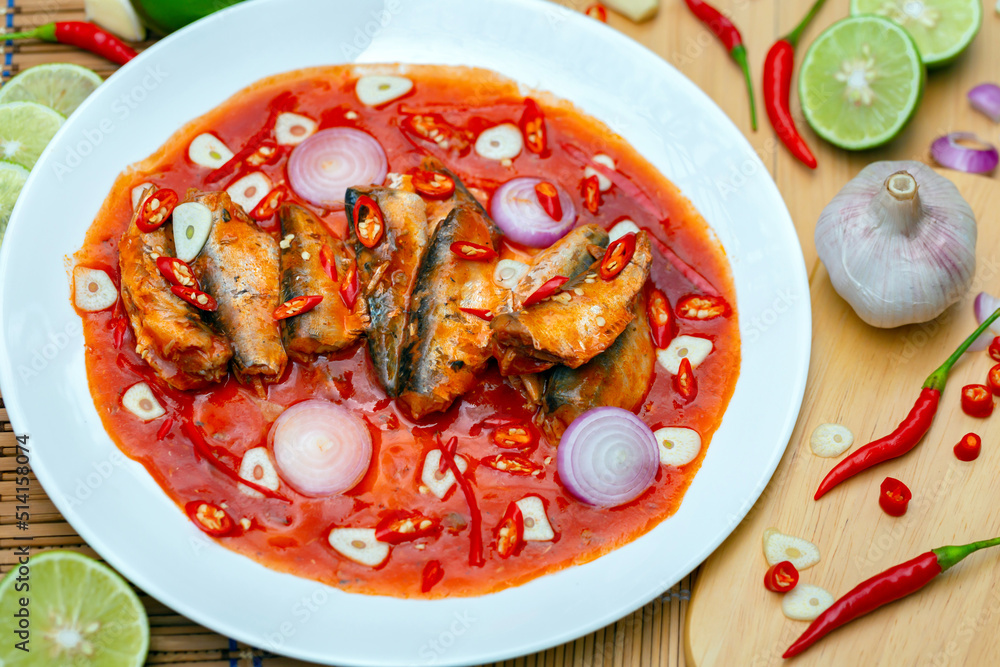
85, 0, 147, 42
0, 102, 65, 169
799, 16, 925, 151
850, 0, 982, 67
0, 161, 29, 247
0, 64, 103, 117
0, 551, 149, 667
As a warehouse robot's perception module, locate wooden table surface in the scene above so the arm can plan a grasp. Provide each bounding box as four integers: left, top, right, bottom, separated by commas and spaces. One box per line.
2, 0, 998, 665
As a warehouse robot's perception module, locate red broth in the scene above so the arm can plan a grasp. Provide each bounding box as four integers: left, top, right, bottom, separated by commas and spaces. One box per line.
74, 65, 740, 597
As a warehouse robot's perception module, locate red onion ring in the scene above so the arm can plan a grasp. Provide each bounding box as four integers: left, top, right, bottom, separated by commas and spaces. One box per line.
969, 83, 1000, 123
971, 291, 1000, 351
556, 407, 658, 507
490, 176, 576, 248
930, 133, 999, 175
287, 128, 388, 207
269, 400, 372, 496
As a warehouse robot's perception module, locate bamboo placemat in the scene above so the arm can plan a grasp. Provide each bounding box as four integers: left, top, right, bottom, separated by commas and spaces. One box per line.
0, 2, 695, 664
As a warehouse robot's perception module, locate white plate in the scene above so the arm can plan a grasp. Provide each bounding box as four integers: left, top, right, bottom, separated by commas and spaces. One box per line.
0, 0, 810, 664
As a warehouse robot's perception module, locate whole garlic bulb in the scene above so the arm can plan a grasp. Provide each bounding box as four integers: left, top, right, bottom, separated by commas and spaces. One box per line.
815, 161, 976, 328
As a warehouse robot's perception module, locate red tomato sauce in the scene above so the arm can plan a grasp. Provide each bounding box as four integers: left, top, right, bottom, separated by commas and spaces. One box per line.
74, 65, 740, 598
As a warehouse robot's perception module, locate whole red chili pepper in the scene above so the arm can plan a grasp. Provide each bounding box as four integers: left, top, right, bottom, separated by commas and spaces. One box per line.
784, 536, 1000, 658
763, 0, 827, 168
814, 309, 1000, 500
683, 0, 757, 130
3, 22, 137, 66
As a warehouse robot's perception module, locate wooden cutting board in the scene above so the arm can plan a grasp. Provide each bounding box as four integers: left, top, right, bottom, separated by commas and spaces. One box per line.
686, 170, 1000, 666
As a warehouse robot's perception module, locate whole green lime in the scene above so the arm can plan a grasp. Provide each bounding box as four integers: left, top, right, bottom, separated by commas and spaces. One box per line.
131, 0, 246, 35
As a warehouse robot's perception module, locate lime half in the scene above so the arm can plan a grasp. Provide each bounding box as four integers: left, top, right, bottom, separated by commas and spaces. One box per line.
850, 0, 982, 67
0, 551, 149, 666
0, 161, 29, 246
799, 16, 925, 151
0, 64, 103, 117
0, 102, 65, 170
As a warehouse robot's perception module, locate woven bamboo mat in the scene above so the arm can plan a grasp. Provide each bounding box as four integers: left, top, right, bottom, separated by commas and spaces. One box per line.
0, 2, 695, 664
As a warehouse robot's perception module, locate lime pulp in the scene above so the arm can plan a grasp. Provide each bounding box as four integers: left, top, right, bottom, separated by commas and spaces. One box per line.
0, 63, 103, 117
0, 102, 66, 170
849, 0, 982, 67
0, 161, 29, 247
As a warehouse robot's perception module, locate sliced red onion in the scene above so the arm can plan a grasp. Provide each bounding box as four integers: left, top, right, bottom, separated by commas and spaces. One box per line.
490, 177, 576, 248
287, 128, 387, 207
930, 133, 999, 174
269, 400, 372, 496
968, 83, 1000, 123
971, 291, 1000, 351
556, 407, 658, 508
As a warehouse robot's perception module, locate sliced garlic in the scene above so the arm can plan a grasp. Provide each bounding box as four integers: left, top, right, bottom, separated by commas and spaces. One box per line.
355, 75, 413, 107
515, 495, 555, 541
73, 267, 117, 312
131, 183, 152, 211
604, 0, 660, 22
328, 528, 390, 567
238, 447, 280, 498
226, 172, 271, 214
421, 450, 468, 500
475, 123, 523, 161
655, 427, 702, 466
275, 112, 317, 146
810, 423, 854, 458
763, 528, 821, 570
172, 202, 213, 262
782, 584, 834, 621
121, 382, 164, 421
494, 259, 530, 290
188, 133, 233, 169
584, 154, 615, 192
656, 335, 713, 374
609, 218, 640, 242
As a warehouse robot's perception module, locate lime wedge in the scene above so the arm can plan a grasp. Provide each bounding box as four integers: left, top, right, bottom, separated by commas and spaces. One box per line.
0, 64, 103, 117
85, 0, 147, 42
0, 551, 149, 667
850, 0, 982, 67
0, 161, 29, 247
0, 102, 65, 170
799, 16, 925, 151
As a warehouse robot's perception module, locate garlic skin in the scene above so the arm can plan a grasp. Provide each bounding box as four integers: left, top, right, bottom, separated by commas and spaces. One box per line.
815, 161, 976, 328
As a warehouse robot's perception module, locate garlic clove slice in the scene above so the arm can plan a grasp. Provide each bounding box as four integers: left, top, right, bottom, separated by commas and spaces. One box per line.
328, 528, 390, 567
810, 423, 854, 458
763, 528, 821, 570
782, 584, 834, 621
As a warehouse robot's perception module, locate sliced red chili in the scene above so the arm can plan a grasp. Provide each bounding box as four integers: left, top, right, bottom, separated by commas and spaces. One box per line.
156, 417, 173, 441
989, 364, 1000, 396
112, 317, 128, 349
600, 232, 636, 281
522, 276, 569, 308
961, 383, 994, 418
273, 295, 323, 320
375, 510, 440, 545
251, 185, 288, 222
990, 336, 1000, 361
582, 174, 602, 214
764, 560, 799, 593
534, 181, 563, 221
450, 241, 497, 261
460, 307, 494, 321
185, 500, 235, 537
319, 244, 338, 281
492, 422, 539, 451
421, 560, 445, 593
438, 435, 459, 474
181, 421, 290, 502
171, 285, 218, 312
954, 432, 982, 462
412, 170, 456, 199
878, 477, 911, 517
674, 357, 697, 402
136, 188, 178, 232
585, 3, 608, 21
246, 140, 280, 167
481, 454, 542, 476
352, 195, 385, 248
518, 98, 547, 154
647, 288, 675, 348
340, 260, 360, 309
402, 113, 471, 153
495, 503, 524, 559
156, 256, 199, 289
676, 294, 730, 320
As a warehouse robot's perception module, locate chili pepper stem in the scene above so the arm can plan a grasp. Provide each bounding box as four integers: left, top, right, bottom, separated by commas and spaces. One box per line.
2, 25, 56, 41
784, 0, 828, 47
934, 536, 1000, 572
924, 307, 1000, 391
730, 45, 758, 130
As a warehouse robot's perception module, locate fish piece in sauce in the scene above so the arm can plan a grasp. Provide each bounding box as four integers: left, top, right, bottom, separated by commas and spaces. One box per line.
540, 291, 655, 441
190, 191, 287, 389
118, 207, 232, 390
278, 203, 366, 361
420, 156, 489, 230
512, 224, 609, 308
344, 186, 430, 396
490, 231, 652, 371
